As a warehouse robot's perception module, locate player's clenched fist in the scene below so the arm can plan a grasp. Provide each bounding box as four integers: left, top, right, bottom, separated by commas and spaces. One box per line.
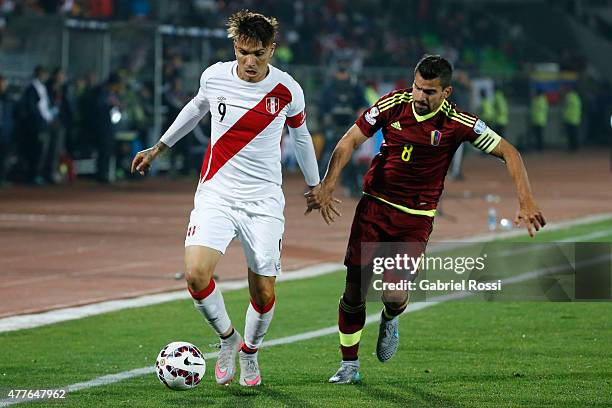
131, 142, 168, 176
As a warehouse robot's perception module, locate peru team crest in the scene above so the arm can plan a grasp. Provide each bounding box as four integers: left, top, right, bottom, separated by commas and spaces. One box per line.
431, 130, 442, 146
266, 96, 280, 114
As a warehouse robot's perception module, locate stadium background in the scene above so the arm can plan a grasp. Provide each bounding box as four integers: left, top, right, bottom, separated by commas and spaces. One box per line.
0, 0, 611, 406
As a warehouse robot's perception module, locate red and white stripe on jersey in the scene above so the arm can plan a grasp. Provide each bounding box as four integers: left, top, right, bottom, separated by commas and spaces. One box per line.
200, 83, 292, 182
286, 110, 306, 128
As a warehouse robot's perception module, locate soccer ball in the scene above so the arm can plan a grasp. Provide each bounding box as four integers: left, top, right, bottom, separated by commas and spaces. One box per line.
155, 341, 206, 390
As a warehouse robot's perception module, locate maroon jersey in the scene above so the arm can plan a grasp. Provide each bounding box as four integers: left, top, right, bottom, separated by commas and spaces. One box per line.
355, 88, 500, 213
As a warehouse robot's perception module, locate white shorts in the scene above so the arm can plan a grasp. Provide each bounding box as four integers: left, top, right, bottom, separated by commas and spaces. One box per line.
184, 191, 285, 277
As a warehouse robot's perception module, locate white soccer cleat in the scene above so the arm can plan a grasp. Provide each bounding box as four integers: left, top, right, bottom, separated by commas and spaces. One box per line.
214, 330, 242, 385
239, 350, 262, 386
328, 360, 362, 384
376, 311, 400, 362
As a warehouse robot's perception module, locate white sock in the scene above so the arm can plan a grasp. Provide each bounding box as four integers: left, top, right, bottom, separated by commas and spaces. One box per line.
342, 359, 359, 368
190, 280, 232, 336
243, 297, 275, 350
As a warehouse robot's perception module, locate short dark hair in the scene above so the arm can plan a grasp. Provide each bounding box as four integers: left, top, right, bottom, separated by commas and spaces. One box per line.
33, 65, 47, 78
106, 71, 122, 86
414, 55, 453, 88
227, 10, 278, 47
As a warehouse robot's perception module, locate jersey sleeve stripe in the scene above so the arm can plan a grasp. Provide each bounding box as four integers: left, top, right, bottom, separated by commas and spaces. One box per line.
480, 138, 496, 151
379, 97, 412, 112
380, 92, 411, 106
378, 92, 411, 108
378, 95, 411, 110
377, 94, 402, 108
453, 109, 476, 123
286, 110, 306, 128
450, 111, 476, 124
442, 101, 477, 126
449, 115, 474, 127
474, 135, 491, 149
471, 127, 502, 153
473, 133, 489, 146
456, 112, 477, 123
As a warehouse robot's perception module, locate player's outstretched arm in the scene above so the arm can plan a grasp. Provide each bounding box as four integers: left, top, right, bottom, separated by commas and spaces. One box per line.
287, 122, 321, 188
489, 138, 546, 237
305, 124, 368, 224
131, 141, 169, 176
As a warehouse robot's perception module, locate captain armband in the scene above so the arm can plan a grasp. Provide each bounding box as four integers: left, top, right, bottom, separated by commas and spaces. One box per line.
471, 127, 502, 153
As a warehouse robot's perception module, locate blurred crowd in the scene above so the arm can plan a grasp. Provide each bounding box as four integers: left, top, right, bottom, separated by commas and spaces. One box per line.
0, 0, 151, 20
0, 65, 156, 185
1, 0, 611, 190
1, 0, 546, 73
1, 60, 599, 196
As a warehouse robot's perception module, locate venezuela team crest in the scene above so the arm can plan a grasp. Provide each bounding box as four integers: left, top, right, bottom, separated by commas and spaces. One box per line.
431, 130, 442, 146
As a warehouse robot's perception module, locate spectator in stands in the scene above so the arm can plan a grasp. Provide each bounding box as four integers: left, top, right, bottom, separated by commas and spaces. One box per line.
0, 74, 15, 185
46, 67, 72, 183
479, 89, 495, 125
86, 0, 113, 19
162, 76, 193, 176
72, 75, 93, 157
563, 86, 582, 152
493, 89, 509, 137
90, 72, 122, 183
17, 65, 56, 184
449, 71, 472, 180
319, 61, 367, 195
530, 90, 548, 152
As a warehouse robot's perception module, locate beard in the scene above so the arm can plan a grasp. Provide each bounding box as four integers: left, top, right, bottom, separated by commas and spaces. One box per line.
414, 102, 431, 115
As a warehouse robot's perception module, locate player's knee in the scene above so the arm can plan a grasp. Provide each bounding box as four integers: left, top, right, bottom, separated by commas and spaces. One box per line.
343, 281, 365, 305
184, 263, 214, 292
382, 292, 409, 311
344, 266, 367, 304
251, 285, 275, 309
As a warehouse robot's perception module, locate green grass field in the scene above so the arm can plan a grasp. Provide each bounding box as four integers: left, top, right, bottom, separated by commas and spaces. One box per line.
1, 219, 611, 407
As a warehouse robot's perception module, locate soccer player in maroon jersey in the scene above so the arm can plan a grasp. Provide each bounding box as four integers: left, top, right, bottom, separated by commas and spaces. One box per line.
306, 55, 546, 383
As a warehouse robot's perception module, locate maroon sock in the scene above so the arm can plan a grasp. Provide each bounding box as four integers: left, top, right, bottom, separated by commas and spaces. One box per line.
338, 296, 366, 361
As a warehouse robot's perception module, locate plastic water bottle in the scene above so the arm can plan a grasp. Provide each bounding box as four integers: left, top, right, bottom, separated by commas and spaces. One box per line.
487, 207, 497, 231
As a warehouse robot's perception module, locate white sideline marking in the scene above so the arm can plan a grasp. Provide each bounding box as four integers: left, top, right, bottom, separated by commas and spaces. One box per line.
1, 212, 610, 332
0, 213, 183, 225
559, 230, 612, 242
0, 263, 343, 333
2, 254, 609, 407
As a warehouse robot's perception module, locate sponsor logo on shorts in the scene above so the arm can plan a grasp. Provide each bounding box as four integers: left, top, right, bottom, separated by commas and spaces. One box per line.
187, 225, 197, 237
276, 239, 282, 272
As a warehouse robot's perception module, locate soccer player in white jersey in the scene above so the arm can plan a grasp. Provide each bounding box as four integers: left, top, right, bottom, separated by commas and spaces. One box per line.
131, 10, 321, 387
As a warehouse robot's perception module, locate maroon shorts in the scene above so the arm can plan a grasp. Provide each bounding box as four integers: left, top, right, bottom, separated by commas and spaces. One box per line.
344, 195, 434, 283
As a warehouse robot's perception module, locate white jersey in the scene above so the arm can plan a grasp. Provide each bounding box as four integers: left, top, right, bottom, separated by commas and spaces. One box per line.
160, 61, 319, 202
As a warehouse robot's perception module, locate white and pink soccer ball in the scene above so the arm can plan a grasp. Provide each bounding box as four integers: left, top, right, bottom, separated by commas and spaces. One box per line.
155, 341, 206, 390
